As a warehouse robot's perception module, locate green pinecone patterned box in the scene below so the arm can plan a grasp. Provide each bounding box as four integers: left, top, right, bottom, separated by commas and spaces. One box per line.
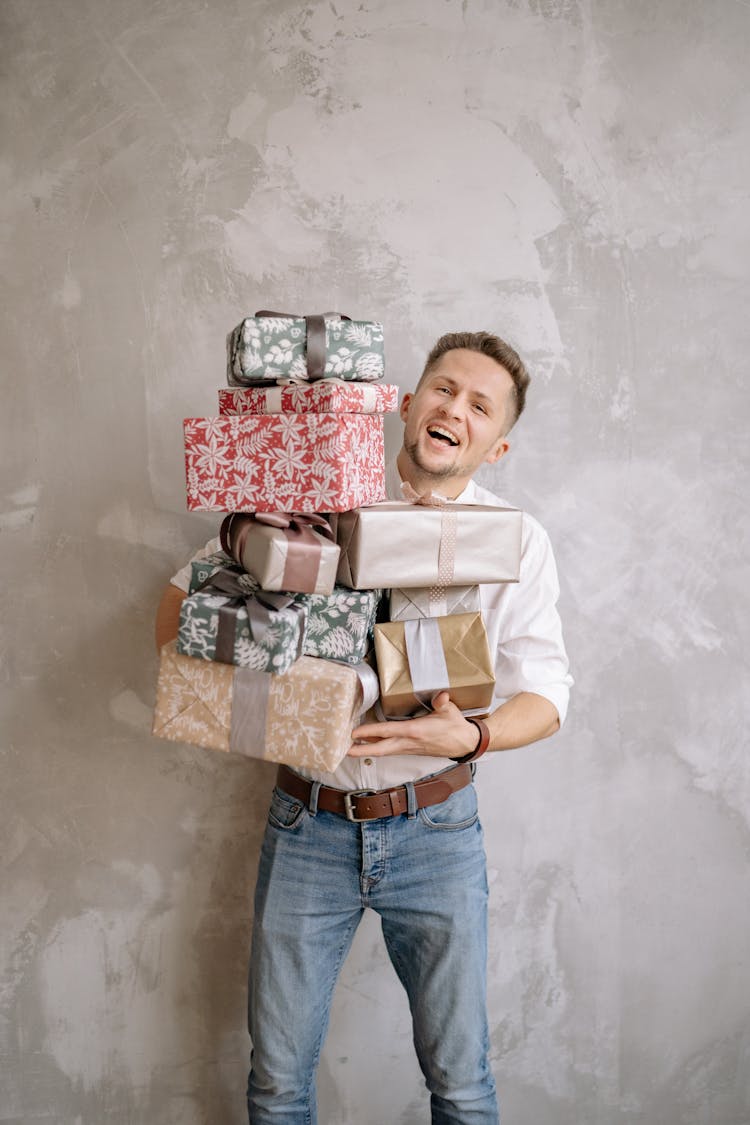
177, 583, 307, 673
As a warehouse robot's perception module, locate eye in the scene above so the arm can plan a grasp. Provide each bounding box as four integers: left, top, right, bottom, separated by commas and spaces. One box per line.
473, 402, 487, 414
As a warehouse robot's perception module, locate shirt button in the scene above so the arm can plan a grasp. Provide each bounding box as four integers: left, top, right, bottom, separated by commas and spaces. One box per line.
363, 757, 373, 767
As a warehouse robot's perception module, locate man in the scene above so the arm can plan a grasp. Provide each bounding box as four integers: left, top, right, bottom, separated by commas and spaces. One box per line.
155, 331, 572, 1124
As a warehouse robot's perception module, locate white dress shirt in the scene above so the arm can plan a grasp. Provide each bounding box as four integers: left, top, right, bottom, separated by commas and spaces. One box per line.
170, 459, 572, 791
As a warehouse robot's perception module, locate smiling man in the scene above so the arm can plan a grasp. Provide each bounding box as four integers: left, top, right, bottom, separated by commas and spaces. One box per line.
155, 330, 572, 1124
242, 331, 573, 1125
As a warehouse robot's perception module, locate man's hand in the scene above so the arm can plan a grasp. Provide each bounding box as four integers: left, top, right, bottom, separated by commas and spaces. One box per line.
348, 690, 561, 759
349, 691, 478, 759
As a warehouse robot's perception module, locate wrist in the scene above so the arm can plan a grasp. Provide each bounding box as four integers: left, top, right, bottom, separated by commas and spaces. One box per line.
450, 718, 491, 764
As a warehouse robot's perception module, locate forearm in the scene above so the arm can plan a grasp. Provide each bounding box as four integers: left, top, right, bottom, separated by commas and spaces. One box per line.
350, 689, 560, 760
155, 584, 187, 650
483, 691, 560, 753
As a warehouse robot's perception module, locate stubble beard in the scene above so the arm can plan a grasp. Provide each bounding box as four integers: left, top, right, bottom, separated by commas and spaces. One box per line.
402, 434, 462, 481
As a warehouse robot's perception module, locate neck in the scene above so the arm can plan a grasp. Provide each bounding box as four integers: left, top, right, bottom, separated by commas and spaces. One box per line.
395, 447, 470, 501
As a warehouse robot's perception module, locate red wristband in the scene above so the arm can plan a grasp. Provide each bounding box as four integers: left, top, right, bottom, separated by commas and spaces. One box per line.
450, 718, 491, 764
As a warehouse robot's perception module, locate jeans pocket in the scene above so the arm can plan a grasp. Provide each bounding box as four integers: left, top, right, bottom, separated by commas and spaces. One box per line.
267, 786, 307, 831
418, 784, 479, 831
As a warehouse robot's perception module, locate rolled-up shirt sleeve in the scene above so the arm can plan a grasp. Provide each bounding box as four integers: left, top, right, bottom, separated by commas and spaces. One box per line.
484, 513, 573, 725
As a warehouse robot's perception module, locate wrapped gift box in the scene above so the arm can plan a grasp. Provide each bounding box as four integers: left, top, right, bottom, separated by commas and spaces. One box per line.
374, 612, 495, 719
228, 314, 385, 385
152, 641, 378, 772
388, 584, 481, 621
183, 413, 386, 513
176, 579, 307, 673
188, 555, 381, 667
294, 586, 381, 665
335, 502, 522, 589
219, 379, 398, 416
220, 512, 339, 595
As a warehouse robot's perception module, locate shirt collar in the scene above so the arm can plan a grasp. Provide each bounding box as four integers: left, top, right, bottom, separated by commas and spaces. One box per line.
385, 458, 478, 504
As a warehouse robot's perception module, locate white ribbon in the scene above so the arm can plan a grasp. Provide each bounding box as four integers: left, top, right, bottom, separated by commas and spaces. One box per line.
403, 618, 451, 709
262, 386, 285, 411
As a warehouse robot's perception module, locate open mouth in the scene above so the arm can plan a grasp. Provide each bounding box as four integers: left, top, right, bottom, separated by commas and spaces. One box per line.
426, 425, 459, 447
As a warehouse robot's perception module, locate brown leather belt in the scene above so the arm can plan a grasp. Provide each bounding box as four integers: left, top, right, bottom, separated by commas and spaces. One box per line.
276, 762, 473, 822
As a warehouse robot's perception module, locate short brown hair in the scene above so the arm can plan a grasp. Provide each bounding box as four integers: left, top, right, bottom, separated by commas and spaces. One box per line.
419, 331, 530, 431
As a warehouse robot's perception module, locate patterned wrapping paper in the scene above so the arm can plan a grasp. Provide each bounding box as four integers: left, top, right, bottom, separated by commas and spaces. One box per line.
334, 502, 523, 589
183, 412, 386, 513
373, 612, 495, 719
188, 555, 382, 667
292, 587, 380, 665
218, 380, 398, 416
228, 315, 385, 385
388, 585, 481, 620
176, 586, 308, 674
152, 641, 372, 771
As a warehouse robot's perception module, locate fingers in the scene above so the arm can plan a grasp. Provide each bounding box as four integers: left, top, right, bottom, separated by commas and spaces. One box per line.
348, 736, 409, 758
431, 690, 452, 712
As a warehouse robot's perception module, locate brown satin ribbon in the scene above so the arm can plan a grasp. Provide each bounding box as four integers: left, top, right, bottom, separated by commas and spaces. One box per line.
255, 310, 351, 381
194, 567, 305, 664
220, 511, 334, 594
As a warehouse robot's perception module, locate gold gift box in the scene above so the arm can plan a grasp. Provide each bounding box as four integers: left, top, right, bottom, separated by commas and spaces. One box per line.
152, 640, 366, 772
374, 612, 495, 718
334, 502, 522, 589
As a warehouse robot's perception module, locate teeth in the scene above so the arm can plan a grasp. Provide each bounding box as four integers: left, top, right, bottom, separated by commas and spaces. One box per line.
428, 425, 459, 446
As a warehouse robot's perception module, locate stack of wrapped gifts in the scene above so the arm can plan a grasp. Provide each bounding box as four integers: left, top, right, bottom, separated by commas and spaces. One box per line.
153, 311, 389, 771
153, 310, 525, 772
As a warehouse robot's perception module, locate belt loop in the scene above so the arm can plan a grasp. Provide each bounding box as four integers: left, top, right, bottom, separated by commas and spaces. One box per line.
405, 781, 417, 820
309, 780, 322, 816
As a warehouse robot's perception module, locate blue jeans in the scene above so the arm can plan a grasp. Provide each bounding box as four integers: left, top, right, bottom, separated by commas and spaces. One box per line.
247, 772, 498, 1124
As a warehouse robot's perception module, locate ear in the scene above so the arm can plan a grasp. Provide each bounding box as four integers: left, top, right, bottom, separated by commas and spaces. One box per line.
399, 393, 413, 423
484, 438, 510, 466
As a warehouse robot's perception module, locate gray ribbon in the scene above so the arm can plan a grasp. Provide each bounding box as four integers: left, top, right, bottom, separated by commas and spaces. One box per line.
403, 617, 451, 710
229, 666, 271, 756
353, 662, 381, 714
194, 567, 305, 665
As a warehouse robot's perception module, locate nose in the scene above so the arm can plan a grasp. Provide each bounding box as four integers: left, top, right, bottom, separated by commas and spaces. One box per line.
437, 394, 464, 421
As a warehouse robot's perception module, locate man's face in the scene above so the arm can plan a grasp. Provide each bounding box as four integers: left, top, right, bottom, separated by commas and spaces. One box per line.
399, 348, 513, 493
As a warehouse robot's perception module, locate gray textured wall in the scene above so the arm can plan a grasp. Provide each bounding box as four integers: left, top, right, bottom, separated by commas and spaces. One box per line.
2, 1, 749, 1122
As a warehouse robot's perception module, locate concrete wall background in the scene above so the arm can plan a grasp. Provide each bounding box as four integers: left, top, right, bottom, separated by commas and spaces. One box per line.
2, 0, 749, 1122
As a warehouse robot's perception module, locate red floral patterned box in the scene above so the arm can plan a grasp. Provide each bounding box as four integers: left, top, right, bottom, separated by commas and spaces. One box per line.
183, 413, 386, 513
218, 380, 398, 416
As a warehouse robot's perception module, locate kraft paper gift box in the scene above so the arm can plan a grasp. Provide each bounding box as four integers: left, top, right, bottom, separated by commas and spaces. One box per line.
388, 584, 481, 621
218, 379, 398, 416
152, 640, 380, 772
176, 573, 308, 674
334, 502, 523, 589
183, 412, 386, 513
228, 313, 385, 385
219, 511, 339, 596
373, 612, 495, 719
188, 555, 381, 667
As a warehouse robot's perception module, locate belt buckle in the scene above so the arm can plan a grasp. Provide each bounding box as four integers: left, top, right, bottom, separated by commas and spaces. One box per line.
343, 789, 376, 822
